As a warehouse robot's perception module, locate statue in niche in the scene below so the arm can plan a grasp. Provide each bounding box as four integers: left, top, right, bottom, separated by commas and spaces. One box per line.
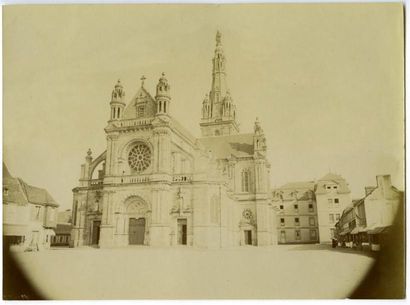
171, 188, 191, 215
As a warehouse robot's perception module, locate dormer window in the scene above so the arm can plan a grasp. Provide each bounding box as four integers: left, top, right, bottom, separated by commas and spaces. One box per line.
137, 106, 145, 117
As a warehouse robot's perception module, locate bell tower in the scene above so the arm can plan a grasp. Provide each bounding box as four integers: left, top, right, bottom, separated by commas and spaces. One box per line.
200, 31, 239, 137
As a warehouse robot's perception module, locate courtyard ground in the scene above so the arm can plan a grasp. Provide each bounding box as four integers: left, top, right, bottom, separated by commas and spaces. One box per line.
11, 244, 375, 299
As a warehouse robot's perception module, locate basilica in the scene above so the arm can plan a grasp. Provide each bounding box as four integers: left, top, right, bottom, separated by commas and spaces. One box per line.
71, 32, 277, 248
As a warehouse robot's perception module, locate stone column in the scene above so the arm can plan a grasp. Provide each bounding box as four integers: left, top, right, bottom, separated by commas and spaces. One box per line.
256, 198, 270, 246
255, 159, 266, 193
99, 190, 115, 248
149, 184, 171, 246
154, 127, 171, 174
105, 133, 119, 176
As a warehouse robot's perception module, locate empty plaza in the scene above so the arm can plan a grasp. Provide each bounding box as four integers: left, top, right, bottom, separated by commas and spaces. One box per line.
12, 245, 375, 299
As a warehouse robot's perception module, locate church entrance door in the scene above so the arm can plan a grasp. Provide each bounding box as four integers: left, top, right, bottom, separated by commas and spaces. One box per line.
244, 230, 252, 245
177, 219, 187, 245
91, 221, 101, 245
129, 218, 145, 245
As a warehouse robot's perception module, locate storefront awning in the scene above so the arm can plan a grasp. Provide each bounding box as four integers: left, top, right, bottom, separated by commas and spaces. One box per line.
339, 228, 352, 236
368, 226, 391, 234
350, 227, 359, 235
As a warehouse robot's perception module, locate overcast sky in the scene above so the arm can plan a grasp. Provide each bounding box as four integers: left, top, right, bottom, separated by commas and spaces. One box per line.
3, 4, 404, 210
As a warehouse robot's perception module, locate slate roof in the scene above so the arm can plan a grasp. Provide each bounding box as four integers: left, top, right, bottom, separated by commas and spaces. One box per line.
54, 223, 72, 235
277, 181, 315, 191
198, 133, 254, 159
318, 172, 345, 182
315, 172, 351, 194
272, 181, 316, 201
3, 163, 58, 207
3, 164, 29, 205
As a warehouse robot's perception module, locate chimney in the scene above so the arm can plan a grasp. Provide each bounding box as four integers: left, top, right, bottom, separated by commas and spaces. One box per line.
376, 175, 392, 198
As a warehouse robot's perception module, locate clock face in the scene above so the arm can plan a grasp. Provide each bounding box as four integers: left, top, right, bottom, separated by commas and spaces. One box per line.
128, 143, 151, 172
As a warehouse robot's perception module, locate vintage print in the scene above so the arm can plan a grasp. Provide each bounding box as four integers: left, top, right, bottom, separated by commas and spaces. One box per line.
3, 4, 405, 300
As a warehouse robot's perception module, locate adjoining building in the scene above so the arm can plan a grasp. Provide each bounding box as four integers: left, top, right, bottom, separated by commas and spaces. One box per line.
335, 174, 403, 251
273, 173, 352, 244
3, 163, 59, 251
273, 181, 318, 244
315, 173, 352, 243
71, 32, 277, 248
51, 223, 72, 247
51, 209, 73, 247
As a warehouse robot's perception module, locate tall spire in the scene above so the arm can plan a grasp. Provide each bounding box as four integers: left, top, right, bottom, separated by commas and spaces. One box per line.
210, 30, 228, 111
216, 30, 222, 45
200, 31, 239, 137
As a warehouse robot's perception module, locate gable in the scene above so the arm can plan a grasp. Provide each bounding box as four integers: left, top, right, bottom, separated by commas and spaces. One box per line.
123, 87, 157, 119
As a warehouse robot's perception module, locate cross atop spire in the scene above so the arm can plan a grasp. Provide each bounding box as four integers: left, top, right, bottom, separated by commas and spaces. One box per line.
140, 75, 146, 87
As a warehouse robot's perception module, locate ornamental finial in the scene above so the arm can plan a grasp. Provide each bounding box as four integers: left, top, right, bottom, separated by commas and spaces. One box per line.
254, 117, 262, 134
216, 30, 222, 45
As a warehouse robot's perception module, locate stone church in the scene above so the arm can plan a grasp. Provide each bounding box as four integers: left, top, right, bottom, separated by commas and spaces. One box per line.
71, 32, 277, 248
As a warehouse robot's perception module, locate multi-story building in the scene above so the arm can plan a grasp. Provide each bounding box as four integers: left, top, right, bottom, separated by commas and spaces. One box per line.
71, 32, 277, 248
315, 173, 352, 243
335, 174, 403, 251
3, 163, 59, 251
273, 172, 352, 244
273, 182, 319, 244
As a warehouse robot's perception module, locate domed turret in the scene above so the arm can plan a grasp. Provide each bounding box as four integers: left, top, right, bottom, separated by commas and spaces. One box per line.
110, 79, 126, 120
155, 73, 171, 115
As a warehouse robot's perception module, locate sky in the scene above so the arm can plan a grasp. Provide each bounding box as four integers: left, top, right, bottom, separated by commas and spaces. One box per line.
3, 4, 404, 210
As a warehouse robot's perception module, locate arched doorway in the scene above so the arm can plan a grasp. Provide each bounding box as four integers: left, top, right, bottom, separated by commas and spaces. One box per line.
129, 218, 145, 245
121, 196, 151, 246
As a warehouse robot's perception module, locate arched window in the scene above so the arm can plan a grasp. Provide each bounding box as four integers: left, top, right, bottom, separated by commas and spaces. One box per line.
215, 130, 220, 136
210, 195, 220, 224
117, 108, 121, 118
159, 101, 162, 112
242, 169, 251, 192
164, 102, 167, 113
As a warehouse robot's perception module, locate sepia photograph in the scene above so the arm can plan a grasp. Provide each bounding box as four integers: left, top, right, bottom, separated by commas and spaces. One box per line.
2, 3, 405, 300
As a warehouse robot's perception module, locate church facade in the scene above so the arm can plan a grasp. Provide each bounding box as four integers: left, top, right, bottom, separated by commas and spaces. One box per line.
71, 32, 277, 248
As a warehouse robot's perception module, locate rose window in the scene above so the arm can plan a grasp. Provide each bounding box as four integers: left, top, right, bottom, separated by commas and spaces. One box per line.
128, 143, 151, 172
242, 209, 253, 220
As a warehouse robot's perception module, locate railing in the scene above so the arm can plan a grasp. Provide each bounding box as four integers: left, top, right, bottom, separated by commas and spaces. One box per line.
172, 174, 193, 183
89, 179, 103, 186
117, 118, 154, 128
89, 174, 193, 186
121, 175, 151, 184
